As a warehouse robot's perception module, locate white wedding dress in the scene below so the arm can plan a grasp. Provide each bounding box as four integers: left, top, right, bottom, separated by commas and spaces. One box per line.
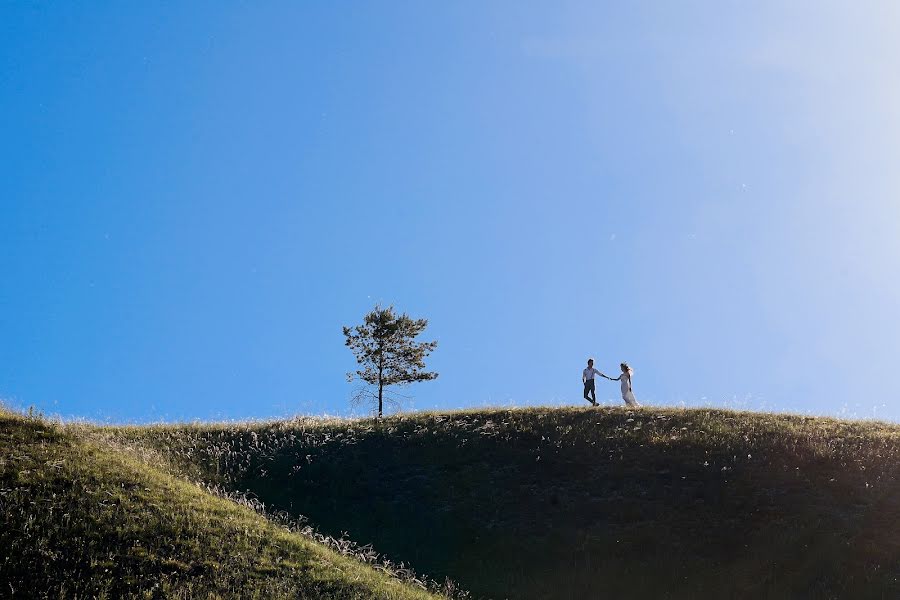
621, 372, 639, 407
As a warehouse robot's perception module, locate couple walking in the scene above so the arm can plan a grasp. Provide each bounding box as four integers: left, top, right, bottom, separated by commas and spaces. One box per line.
582, 358, 639, 408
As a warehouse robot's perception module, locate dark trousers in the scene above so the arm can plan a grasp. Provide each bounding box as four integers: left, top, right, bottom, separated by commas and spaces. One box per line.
583, 379, 596, 403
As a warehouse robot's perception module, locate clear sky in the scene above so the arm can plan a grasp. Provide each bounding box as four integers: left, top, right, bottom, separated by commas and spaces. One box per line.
3, 2, 900, 423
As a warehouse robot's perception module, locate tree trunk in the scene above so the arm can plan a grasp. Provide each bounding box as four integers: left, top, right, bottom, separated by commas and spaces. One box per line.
378, 379, 383, 419
378, 362, 384, 419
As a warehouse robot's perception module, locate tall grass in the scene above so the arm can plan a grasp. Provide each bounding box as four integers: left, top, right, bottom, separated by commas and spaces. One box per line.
5, 404, 900, 598
107, 406, 900, 599
0, 406, 448, 599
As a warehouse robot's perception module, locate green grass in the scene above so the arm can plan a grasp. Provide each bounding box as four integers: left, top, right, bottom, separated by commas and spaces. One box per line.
104, 406, 900, 599
5, 405, 900, 598
0, 406, 444, 600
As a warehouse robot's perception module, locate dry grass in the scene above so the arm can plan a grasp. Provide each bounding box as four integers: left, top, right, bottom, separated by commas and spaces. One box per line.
5, 404, 900, 598
103, 406, 900, 599
0, 405, 447, 599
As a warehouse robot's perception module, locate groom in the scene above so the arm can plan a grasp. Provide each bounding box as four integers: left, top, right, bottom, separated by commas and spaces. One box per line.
582, 358, 609, 406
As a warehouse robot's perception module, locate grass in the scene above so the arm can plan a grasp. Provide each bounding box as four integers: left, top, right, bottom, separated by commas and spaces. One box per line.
4, 404, 900, 598
0, 406, 446, 599
104, 406, 900, 599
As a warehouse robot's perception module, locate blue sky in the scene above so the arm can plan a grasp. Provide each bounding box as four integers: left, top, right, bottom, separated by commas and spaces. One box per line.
2, 2, 900, 422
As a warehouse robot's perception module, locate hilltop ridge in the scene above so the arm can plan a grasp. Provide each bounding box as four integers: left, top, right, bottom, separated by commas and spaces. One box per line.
4, 405, 900, 598
107, 406, 900, 599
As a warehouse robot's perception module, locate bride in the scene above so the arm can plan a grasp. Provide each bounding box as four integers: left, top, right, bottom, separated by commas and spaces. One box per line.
611, 362, 640, 408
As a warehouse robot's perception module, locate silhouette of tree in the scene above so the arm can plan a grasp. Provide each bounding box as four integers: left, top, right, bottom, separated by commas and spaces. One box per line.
343, 305, 438, 418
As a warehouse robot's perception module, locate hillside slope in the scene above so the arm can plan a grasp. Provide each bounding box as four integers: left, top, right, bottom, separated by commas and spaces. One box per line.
116, 407, 900, 599
0, 408, 443, 600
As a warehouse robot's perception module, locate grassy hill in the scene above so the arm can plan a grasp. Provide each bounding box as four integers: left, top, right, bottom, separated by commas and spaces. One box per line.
0, 407, 446, 599
106, 406, 900, 599
4, 405, 900, 599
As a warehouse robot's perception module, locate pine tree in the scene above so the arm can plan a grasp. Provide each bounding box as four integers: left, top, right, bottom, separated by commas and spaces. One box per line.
342, 305, 438, 418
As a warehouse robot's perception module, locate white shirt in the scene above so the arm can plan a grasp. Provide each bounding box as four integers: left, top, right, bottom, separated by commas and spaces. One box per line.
583, 367, 603, 381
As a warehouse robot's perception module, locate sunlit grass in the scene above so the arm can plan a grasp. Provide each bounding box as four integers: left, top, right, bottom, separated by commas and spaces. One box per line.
5, 404, 900, 598
0, 405, 448, 599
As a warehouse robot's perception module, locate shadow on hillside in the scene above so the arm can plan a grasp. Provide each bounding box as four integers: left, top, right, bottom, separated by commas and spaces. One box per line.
188, 408, 900, 599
